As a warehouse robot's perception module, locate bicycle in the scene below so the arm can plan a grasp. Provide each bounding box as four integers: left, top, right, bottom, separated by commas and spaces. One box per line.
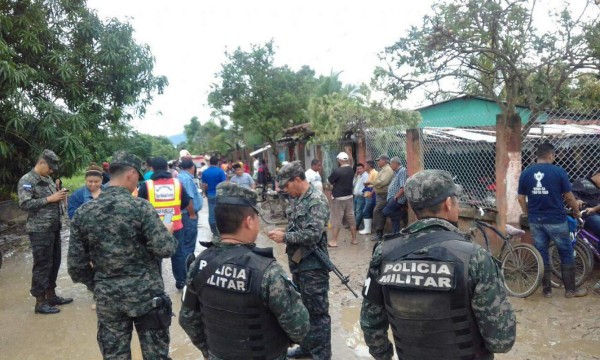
470, 220, 544, 298
254, 183, 271, 203
259, 189, 290, 225
548, 212, 597, 287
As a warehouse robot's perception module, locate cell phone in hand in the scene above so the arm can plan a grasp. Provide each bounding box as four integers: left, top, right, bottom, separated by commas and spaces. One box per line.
163, 213, 174, 224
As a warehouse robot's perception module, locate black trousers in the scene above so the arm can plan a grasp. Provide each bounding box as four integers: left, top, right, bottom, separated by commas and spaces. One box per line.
29, 230, 61, 297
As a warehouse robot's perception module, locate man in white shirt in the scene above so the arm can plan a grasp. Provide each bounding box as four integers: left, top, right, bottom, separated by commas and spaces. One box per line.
305, 159, 323, 192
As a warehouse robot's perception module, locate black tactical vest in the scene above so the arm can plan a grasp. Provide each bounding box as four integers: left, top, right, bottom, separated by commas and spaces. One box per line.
380, 231, 492, 360
192, 246, 289, 360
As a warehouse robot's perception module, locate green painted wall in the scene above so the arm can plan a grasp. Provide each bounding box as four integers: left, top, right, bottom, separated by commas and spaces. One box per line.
416, 97, 543, 128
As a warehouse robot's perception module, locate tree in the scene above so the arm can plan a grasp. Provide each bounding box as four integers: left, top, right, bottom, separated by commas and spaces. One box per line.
0, 0, 167, 198
373, 0, 600, 133
183, 116, 235, 155
208, 41, 318, 157
308, 90, 421, 146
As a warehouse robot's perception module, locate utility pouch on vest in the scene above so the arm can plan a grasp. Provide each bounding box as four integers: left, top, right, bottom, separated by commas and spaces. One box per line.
134, 294, 173, 332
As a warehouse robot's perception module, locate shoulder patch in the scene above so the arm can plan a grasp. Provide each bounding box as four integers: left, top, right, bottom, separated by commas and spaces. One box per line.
377, 260, 456, 291
22, 184, 32, 191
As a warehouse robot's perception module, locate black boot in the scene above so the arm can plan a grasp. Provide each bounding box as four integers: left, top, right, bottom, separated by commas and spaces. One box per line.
561, 264, 588, 298
46, 289, 73, 306
35, 296, 60, 314
370, 230, 383, 242
542, 268, 552, 298
287, 346, 311, 359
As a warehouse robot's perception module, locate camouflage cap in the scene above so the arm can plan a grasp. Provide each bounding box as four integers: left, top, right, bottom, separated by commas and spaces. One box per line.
110, 151, 144, 179
41, 149, 59, 170
404, 170, 462, 210
216, 182, 259, 213
278, 160, 305, 188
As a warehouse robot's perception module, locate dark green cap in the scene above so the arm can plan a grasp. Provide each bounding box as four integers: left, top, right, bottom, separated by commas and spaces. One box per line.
216, 182, 259, 213
278, 161, 305, 188
41, 149, 59, 170
405, 170, 462, 210
110, 151, 144, 179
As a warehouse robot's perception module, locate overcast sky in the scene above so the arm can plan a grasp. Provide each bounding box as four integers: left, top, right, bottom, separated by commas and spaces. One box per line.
86, 0, 436, 137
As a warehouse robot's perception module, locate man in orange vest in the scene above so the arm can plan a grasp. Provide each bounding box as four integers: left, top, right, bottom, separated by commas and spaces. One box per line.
138, 156, 195, 290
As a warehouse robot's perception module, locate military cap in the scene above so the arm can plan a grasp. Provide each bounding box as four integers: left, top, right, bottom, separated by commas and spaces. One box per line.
405, 169, 462, 210
216, 182, 259, 213
110, 151, 144, 179
278, 161, 305, 188
375, 154, 390, 161
41, 149, 59, 170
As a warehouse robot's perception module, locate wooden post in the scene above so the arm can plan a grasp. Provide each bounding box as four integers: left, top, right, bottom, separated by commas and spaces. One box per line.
406, 129, 423, 224
495, 113, 522, 232
356, 131, 367, 165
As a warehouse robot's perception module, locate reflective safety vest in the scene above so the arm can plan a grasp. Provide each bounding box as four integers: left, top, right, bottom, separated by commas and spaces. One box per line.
147, 178, 183, 231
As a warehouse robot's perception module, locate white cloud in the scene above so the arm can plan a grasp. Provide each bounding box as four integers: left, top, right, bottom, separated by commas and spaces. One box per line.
87, 0, 435, 136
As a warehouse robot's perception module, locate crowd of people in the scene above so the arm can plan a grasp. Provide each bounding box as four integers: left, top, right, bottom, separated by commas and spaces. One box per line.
14, 143, 600, 359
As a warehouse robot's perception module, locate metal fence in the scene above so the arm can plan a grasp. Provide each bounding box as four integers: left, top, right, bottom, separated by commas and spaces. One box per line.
363, 107, 600, 209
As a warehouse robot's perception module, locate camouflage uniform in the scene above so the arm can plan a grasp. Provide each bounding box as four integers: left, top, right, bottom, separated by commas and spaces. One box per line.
68, 151, 177, 360
279, 161, 332, 360
179, 183, 310, 360
17, 150, 64, 299
360, 170, 516, 360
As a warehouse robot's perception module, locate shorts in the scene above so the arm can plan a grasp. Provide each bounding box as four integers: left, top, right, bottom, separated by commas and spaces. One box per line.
331, 197, 355, 228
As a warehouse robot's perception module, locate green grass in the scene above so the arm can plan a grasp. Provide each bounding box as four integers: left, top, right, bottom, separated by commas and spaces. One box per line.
61, 172, 85, 191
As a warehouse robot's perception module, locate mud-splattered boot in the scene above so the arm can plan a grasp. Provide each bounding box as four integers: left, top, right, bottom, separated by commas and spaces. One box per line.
542, 268, 552, 298
561, 264, 588, 298
35, 296, 60, 314
46, 289, 73, 306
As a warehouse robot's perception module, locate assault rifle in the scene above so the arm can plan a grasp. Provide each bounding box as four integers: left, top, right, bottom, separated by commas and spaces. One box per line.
289, 222, 360, 298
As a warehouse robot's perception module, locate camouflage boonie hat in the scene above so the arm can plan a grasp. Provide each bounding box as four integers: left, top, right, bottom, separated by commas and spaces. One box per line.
278, 161, 305, 188
110, 151, 144, 179
405, 170, 462, 210
216, 182, 259, 213
41, 149, 59, 170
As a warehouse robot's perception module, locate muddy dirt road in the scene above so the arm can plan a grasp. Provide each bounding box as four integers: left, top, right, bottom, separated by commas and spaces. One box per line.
1, 208, 599, 359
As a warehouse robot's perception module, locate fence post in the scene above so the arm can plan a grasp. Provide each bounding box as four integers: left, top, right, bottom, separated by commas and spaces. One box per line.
356, 131, 367, 165
406, 128, 423, 224
495, 114, 522, 231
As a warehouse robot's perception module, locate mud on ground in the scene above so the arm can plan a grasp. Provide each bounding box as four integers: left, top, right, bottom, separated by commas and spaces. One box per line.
0, 215, 599, 359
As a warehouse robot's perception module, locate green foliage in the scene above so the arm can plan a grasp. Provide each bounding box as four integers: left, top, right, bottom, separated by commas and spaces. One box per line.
0, 0, 167, 190
62, 172, 85, 191
99, 131, 178, 162
183, 116, 235, 155
308, 92, 421, 145
373, 0, 600, 126
208, 41, 318, 154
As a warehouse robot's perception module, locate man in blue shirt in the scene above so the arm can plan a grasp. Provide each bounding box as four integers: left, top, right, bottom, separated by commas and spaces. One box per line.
518, 142, 586, 298
202, 156, 227, 235
175, 159, 202, 288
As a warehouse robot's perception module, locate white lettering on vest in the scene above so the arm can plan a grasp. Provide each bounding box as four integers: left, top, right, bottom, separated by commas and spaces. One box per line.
378, 260, 455, 291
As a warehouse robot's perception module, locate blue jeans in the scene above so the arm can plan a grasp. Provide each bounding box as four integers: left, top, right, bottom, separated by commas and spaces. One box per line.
207, 194, 217, 235
382, 199, 405, 234
584, 213, 600, 242
171, 229, 186, 289
362, 197, 375, 220
171, 213, 198, 287
530, 221, 574, 266
354, 196, 365, 227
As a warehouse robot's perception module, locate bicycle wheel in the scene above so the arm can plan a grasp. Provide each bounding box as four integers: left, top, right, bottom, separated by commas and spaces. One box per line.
548, 243, 590, 286
576, 236, 595, 277
500, 243, 543, 298
259, 200, 274, 214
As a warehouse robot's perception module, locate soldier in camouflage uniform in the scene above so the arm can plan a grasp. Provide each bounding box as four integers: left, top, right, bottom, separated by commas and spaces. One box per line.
268, 161, 332, 360
68, 151, 178, 360
179, 182, 310, 359
360, 170, 516, 360
18, 149, 73, 314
